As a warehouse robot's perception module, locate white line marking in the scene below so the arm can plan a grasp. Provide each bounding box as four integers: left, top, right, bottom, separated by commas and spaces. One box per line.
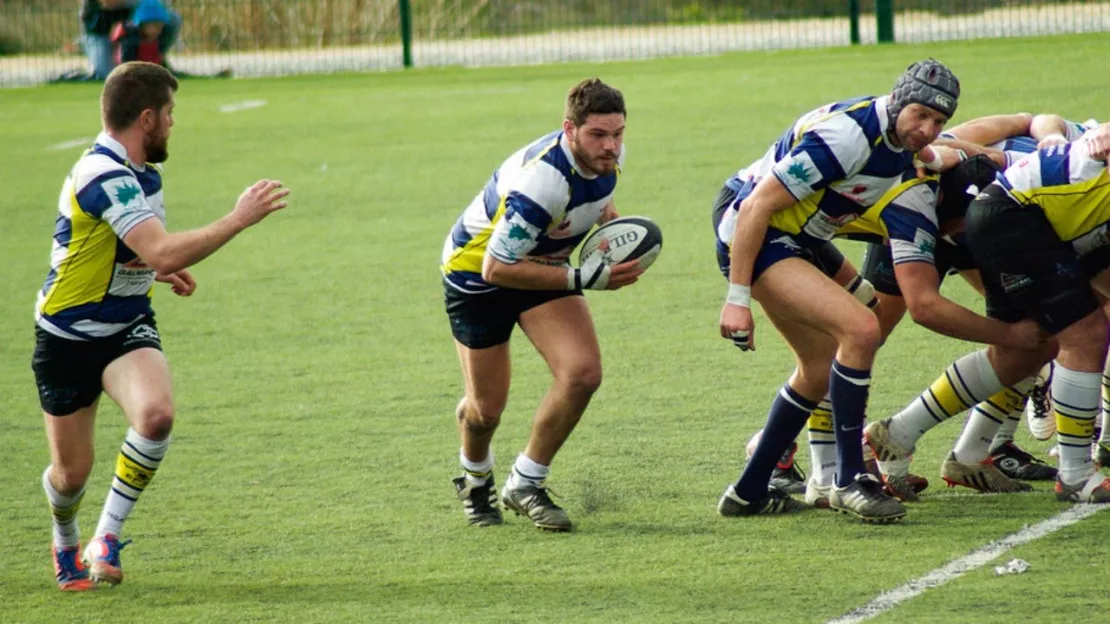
47, 137, 93, 151
826, 503, 1108, 624
219, 99, 267, 113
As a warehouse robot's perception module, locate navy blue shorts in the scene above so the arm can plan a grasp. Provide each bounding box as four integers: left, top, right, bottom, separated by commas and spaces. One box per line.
32, 316, 163, 416
445, 281, 582, 349
711, 180, 844, 283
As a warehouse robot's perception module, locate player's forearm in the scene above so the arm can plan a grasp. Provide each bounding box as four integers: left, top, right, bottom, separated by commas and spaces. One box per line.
482, 256, 573, 291
146, 215, 247, 274
906, 295, 1013, 345
727, 200, 770, 287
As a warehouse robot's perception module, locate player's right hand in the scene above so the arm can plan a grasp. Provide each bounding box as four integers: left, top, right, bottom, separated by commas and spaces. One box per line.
234, 179, 290, 227
1005, 318, 1048, 350
604, 260, 644, 290
720, 303, 755, 351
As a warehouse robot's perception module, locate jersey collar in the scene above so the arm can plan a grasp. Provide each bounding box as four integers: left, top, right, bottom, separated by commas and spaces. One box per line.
95, 131, 146, 171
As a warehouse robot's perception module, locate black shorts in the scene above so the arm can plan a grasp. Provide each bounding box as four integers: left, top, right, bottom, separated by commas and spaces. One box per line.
965, 187, 1098, 334
860, 239, 977, 297
32, 316, 163, 416
711, 181, 844, 280
445, 281, 582, 350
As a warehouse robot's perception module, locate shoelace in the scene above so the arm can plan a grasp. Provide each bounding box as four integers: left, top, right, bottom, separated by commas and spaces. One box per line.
530, 484, 562, 508
55, 548, 85, 577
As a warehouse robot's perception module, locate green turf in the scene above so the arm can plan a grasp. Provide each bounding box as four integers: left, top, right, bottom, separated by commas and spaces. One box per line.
2, 34, 1108, 623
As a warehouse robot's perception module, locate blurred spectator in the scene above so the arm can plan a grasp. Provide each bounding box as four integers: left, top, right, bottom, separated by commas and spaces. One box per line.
80, 0, 180, 80
111, 0, 172, 66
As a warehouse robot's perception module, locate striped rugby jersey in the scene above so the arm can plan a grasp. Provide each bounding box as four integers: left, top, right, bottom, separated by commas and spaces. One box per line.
716, 95, 914, 251
441, 130, 624, 294
993, 133, 1110, 255
36, 132, 165, 340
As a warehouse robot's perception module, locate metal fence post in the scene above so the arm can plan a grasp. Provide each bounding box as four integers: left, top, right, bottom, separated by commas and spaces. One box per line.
849, 0, 860, 45
399, 0, 413, 68
876, 0, 894, 43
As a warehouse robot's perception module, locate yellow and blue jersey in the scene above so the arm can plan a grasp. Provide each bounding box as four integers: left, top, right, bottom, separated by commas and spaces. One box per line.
441, 130, 623, 294
716, 95, 915, 252
36, 132, 165, 340
838, 172, 944, 266
993, 136, 1110, 254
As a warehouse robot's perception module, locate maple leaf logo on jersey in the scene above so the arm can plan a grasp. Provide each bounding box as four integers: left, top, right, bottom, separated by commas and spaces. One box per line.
508, 223, 532, 241
786, 160, 810, 184
114, 181, 142, 206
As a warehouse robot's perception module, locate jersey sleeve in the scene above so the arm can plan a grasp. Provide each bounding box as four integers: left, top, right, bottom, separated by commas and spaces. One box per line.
771, 114, 869, 201
73, 162, 159, 239
486, 161, 568, 264
881, 183, 941, 265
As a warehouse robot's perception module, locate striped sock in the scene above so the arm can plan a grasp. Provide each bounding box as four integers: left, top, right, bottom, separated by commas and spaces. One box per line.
735, 384, 817, 501
831, 361, 871, 488
955, 383, 1028, 463
43, 466, 84, 549
1052, 364, 1100, 485
95, 429, 169, 538
1100, 365, 1110, 445
807, 396, 837, 486
990, 378, 1034, 451
888, 349, 1002, 451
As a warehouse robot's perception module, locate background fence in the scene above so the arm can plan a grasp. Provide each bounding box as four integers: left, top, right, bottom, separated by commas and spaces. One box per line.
1, 1, 1108, 87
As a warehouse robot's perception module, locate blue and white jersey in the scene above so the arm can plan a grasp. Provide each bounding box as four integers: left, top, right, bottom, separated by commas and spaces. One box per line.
716, 95, 913, 251
441, 131, 623, 294
36, 132, 165, 340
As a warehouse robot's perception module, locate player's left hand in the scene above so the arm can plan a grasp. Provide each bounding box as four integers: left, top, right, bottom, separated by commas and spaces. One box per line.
157, 270, 197, 297
914, 145, 966, 179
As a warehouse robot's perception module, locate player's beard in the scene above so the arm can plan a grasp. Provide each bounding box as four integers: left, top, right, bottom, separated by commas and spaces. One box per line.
145, 120, 170, 164
570, 139, 616, 177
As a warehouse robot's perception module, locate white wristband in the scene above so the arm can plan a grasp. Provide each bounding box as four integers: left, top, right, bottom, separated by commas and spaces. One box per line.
566, 266, 579, 291
727, 283, 751, 308
919, 149, 943, 171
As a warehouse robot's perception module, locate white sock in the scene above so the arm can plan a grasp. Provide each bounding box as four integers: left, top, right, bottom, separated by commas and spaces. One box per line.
807, 396, 837, 485
95, 429, 169, 538
460, 448, 494, 486
1052, 364, 1100, 485
986, 378, 1034, 452
889, 350, 1002, 450
508, 453, 549, 488
43, 466, 84, 549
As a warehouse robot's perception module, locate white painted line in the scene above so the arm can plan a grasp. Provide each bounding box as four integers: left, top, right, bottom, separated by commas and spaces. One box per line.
219, 99, 267, 113
47, 137, 93, 151
826, 503, 1108, 624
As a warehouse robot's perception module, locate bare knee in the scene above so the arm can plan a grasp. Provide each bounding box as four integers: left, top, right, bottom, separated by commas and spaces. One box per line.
462, 396, 505, 432
556, 362, 603, 398
1057, 312, 1110, 370
134, 402, 175, 440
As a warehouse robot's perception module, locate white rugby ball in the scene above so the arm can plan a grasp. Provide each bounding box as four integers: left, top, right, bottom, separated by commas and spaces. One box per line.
578, 216, 663, 271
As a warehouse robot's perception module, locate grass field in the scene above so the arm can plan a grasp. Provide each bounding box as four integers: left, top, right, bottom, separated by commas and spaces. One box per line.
2, 34, 1109, 623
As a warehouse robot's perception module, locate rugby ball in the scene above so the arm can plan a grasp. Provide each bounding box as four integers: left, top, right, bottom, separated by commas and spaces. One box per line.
578, 216, 663, 271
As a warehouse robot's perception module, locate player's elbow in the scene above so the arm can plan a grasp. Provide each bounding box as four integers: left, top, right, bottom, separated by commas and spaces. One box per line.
905, 297, 939, 328
482, 255, 508, 286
